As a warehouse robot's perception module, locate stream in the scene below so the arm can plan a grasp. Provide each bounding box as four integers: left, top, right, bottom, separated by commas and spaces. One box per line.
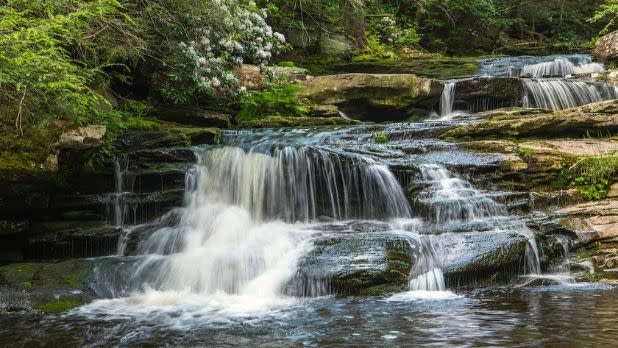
1, 54, 617, 347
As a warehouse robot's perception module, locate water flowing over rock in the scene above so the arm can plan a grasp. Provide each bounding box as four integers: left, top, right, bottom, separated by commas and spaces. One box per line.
520, 58, 604, 78
440, 81, 456, 117
523, 79, 618, 111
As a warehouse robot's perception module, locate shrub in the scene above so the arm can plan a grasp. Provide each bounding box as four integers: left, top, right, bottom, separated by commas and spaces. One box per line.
236, 84, 309, 122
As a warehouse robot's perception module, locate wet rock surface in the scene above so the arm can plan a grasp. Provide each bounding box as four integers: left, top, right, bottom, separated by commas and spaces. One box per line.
0, 260, 95, 312
443, 100, 618, 139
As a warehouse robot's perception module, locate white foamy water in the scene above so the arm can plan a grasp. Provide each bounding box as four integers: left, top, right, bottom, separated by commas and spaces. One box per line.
385, 290, 462, 301
521, 57, 605, 78
523, 79, 618, 111
88, 145, 415, 315
440, 80, 457, 117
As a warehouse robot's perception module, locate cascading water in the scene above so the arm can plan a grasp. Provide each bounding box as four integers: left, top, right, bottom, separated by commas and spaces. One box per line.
408, 235, 445, 291
415, 164, 542, 276
477, 54, 605, 77
440, 81, 457, 118
523, 79, 618, 111
106, 144, 413, 305
105, 156, 129, 228
520, 57, 605, 78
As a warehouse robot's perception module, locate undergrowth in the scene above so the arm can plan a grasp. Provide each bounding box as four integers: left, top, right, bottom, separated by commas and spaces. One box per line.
563, 155, 618, 200
236, 84, 309, 123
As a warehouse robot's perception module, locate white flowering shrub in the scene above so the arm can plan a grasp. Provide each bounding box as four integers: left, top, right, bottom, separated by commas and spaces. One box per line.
370, 16, 420, 46
160, 0, 286, 103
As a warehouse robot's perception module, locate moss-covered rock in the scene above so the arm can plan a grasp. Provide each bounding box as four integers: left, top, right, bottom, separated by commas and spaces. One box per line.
0, 260, 95, 313
442, 100, 618, 139
299, 73, 443, 121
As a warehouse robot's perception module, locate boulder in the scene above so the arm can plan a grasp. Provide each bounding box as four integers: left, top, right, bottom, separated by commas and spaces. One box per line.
594, 30, 618, 60
319, 34, 353, 56
286, 28, 318, 49
285, 226, 415, 296
299, 73, 443, 121
58, 125, 106, 150
436, 231, 529, 288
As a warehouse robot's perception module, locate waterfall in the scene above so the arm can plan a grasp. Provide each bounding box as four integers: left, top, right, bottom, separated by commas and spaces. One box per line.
415, 164, 541, 276
121, 145, 411, 300
521, 57, 605, 78
440, 81, 457, 117
105, 156, 136, 228
416, 164, 504, 223
522, 79, 618, 111
477, 54, 605, 77
408, 235, 445, 291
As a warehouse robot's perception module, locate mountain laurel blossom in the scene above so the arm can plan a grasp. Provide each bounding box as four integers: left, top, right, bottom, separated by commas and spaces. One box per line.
177, 0, 285, 95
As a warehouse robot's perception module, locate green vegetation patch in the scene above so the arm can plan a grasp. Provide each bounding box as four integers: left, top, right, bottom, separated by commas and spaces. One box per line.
35, 296, 89, 313
236, 84, 310, 123
560, 155, 618, 200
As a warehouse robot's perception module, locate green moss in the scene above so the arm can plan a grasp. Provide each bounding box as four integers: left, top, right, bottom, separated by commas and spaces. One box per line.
35, 297, 88, 313
0, 122, 64, 174
275, 60, 296, 67
373, 132, 389, 144
1, 263, 40, 286
295, 54, 346, 75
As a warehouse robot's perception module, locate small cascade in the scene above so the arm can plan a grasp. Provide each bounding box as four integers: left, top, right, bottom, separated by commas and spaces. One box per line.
521, 57, 605, 78
477, 54, 605, 77
415, 164, 504, 223
105, 156, 134, 227
440, 81, 457, 117
408, 235, 445, 291
414, 164, 542, 276
552, 235, 576, 284
187, 146, 411, 223
119, 145, 412, 299
522, 79, 618, 111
